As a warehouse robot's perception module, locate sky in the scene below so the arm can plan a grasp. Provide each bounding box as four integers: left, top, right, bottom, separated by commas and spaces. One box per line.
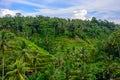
0, 0, 120, 24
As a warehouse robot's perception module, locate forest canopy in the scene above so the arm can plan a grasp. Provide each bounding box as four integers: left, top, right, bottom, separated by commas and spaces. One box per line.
0, 14, 120, 80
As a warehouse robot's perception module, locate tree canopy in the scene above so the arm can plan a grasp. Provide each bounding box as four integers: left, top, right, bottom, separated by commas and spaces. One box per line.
0, 15, 120, 80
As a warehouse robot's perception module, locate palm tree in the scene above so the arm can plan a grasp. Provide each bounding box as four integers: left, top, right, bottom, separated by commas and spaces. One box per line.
0, 30, 15, 80
17, 41, 32, 76
32, 51, 54, 74
0, 30, 6, 80
4, 39, 32, 80
105, 29, 120, 57
5, 59, 28, 80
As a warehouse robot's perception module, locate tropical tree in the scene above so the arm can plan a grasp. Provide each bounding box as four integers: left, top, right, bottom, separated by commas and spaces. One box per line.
5, 59, 29, 80
105, 29, 120, 57
0, 30, 15, 80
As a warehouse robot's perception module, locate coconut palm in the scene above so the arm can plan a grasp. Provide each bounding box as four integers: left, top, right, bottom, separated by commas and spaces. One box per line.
4, 39, 33, 80
5, 59, 29, 80
0, 30, 15, 80
16, 40, 33, 76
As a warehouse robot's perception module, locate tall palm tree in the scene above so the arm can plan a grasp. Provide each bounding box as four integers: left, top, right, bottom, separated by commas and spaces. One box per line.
4, 39, 32, 80
16, 41, 32, 76
0, 30, 15, 80
0, 30, 6, 80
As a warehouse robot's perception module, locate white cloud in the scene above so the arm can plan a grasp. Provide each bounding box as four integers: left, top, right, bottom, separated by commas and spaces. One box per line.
12, 0, 46, 8
107, 16, 120, 24
24, 7, 74, 18
73, 9, 87, 20
0, 0, 120, 24
0, 0, 11, 6
0, 9, 21, 17
0, 0, 46, 8
109, 20, 120, 24
44, 0, 56, 3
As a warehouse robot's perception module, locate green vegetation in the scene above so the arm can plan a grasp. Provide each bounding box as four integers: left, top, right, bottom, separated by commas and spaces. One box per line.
0, 14, 120, 80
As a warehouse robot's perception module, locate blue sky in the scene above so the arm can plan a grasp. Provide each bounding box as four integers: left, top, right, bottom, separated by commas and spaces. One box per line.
0, 0, 120, 23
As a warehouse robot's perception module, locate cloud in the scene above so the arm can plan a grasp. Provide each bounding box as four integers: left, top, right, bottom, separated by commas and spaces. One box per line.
0, 8, 21, 17
24, 7, 74, 18
107, 16, 120, 24
44, 0, 56, 3
0, 0, 120, 24
109, 19, 120, 24
0, 0, 46, 8
0, 0, 11, 6
73, 9, 87, 20
12, 0, 46, 8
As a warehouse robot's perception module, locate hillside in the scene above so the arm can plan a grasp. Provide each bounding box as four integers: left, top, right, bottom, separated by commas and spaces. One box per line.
0, 16, 120, 80
0, 30, 54, 80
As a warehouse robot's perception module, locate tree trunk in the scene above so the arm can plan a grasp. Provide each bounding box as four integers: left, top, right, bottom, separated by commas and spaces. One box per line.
1, 43, 5, 80
117, 43, 120, 57
2, 54, 4, 80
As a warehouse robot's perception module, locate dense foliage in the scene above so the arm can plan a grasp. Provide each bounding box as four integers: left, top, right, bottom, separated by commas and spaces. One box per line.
0, 14, 120, 80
